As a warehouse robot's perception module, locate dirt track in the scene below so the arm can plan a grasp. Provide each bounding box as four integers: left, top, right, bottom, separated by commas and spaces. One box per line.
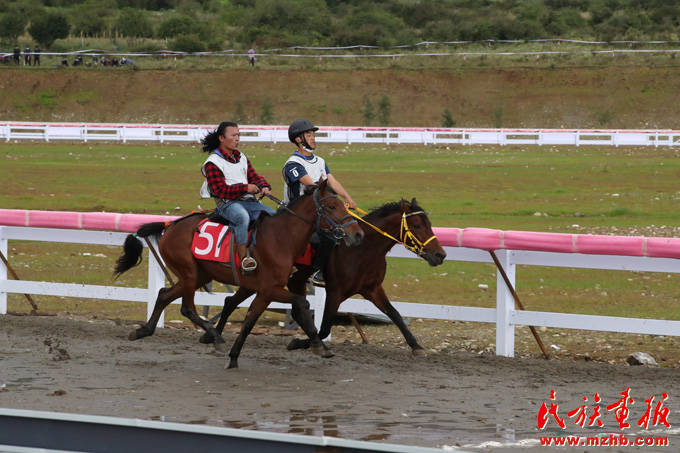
1, 314, 679, 451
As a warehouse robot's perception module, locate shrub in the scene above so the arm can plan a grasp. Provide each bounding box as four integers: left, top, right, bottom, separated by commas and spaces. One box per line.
115, 8, 153, 39
259, 98, 274, 125
28, 11, 70, 49
0, 9, 28, 44
361, 97, 375, 126
377, 95, 391, 126
169, 34, 206, 53
158, 15, 200, 39
442, 108, 457, 128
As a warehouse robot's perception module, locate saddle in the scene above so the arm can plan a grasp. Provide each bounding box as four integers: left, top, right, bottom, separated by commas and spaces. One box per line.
192, 211, 267, 264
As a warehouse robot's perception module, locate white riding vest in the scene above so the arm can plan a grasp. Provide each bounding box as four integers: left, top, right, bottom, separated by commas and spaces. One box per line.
283, 154, 328, 204
199, 151, 250, 199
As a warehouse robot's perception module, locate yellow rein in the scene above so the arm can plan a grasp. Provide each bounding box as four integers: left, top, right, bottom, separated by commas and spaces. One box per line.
346, 205, 437, 256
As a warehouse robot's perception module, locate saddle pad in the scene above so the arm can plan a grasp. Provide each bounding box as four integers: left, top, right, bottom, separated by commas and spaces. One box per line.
295, 243, 315, 266
191, 219, 234, 263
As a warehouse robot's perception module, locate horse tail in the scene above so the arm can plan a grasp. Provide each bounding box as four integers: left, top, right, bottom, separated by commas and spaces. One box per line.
136, 221, 166, 241
113, 222, 166, 278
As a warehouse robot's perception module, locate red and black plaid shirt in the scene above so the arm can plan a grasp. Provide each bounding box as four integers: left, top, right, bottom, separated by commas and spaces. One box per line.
204, 149, 270, 200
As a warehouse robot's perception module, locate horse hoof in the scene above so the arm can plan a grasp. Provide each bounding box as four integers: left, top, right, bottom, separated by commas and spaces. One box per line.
225, 360, 238, 369
213, 342, 228, 354
128, 329, 140, 341
412, 348, 427, 357
287, 338, 310, 351
311, 345, 334, 358
199, 333, 214, 344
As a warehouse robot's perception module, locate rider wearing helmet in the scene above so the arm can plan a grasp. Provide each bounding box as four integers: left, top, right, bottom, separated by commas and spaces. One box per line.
283, 119, 357, 286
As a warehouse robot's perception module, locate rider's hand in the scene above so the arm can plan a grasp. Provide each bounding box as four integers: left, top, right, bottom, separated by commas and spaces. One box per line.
247, 184, 260, 194
260, 187, 271, 196
345, 196, 357, 210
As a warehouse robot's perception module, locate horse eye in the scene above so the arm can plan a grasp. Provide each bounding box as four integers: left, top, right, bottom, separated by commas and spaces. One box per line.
329, 205, 336, 210
414, 224, 421, 229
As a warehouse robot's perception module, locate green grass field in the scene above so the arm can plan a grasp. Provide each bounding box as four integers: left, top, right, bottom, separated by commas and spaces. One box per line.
2, 141, 680, 327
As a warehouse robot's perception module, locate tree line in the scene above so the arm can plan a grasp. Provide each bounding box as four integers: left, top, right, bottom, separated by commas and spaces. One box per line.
2, 0, 680, 51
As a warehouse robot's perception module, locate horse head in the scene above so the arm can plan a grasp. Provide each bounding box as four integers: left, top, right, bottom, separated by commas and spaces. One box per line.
314, 179, 364, 246
401, 198, 446, 266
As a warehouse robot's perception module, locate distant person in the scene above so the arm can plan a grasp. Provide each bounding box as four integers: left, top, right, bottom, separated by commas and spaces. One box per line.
92, 55, 98, 66
24, 46, 31, 66
33, 46, 40, 66
13, 46, 20, 65
283, 119, 357, 286
61, 56, 68, 67
248, 48, 256, 67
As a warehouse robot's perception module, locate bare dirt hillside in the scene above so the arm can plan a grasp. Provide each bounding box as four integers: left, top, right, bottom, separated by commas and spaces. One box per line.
1, 66, 678, 129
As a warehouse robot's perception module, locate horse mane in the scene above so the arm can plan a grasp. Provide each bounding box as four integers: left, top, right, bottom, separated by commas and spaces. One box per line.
364, 199, 427, 222
275, 182, 338, 216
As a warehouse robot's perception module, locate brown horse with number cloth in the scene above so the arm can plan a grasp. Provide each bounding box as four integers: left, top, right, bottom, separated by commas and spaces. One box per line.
113, 180, 364, 369
201, 198, 446, 355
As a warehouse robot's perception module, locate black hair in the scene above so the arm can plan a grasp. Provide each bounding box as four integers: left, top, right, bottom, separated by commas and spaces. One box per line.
200, 121, 238, 153
365, 199, 427, 222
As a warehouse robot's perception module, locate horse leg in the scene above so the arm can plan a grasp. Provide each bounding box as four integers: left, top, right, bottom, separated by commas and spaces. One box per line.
226, 293, 270, 369
362, 285, 426, 356
129, 285, 182, 341
287, 289, 338, 353
285, 290, 334, 358
227, 288, 331, 369
176, 275, 230, 354
284, 275, 317, 352
199, 287, 254, 344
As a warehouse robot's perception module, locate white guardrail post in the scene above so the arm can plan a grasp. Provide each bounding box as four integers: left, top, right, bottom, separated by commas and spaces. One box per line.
309, 286, 326, 335
146, 238, 167, 328
495, 250, 516, 357
0, 227, 8, 314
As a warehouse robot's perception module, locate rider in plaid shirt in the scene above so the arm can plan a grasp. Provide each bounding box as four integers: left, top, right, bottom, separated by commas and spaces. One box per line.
203, 149, 269, 200
199, 121, 275, 272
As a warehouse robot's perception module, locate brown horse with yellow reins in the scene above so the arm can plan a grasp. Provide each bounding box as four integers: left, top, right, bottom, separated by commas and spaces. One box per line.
113, 179, 364, 369
201, 198, 446, 356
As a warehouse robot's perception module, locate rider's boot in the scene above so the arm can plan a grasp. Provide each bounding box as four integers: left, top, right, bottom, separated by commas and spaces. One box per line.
235, 243, 256, 273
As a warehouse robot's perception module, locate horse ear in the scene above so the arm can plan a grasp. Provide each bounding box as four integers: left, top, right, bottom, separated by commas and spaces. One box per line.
400, 198, 409, 211
319, 178, 329, 191
411, 197, 417, 206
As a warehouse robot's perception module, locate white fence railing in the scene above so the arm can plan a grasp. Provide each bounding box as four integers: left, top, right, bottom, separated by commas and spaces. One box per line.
2, 122, 680, 147
2, 224, 680, 358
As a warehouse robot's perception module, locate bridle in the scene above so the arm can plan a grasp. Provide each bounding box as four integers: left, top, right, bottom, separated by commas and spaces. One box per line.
313, 190, 358, 242
262, 190, 357, 242
346, 206, 437, 257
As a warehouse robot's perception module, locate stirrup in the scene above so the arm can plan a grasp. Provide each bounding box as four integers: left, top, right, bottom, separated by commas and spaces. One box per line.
309, 270, 325, 287
241, 256, 257, 273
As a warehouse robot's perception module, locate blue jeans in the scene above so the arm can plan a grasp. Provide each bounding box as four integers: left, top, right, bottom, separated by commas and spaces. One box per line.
215, 200, 275, 244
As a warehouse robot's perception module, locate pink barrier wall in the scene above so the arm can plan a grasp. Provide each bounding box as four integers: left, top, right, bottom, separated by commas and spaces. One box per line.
2, 210, 680, 259
0, 209, 177, 234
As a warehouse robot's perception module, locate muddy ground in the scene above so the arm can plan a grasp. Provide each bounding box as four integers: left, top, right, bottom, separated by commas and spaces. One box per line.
1, 314, 679, 452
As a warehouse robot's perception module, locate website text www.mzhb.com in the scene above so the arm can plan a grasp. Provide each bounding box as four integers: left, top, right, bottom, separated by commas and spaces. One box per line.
539, 434, 669, 447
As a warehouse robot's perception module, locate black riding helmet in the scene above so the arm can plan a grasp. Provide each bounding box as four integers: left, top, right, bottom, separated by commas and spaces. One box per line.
288, 119, 319, 150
